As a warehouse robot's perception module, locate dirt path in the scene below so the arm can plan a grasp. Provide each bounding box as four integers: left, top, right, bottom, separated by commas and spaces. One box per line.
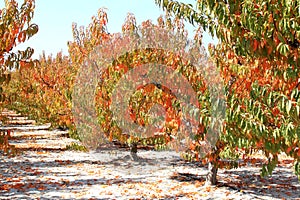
0, 149, 299, 199
0, 109, 79, 151
1, 110, 299, 199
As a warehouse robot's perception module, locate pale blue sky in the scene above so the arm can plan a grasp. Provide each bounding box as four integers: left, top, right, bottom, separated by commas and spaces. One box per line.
1, 0, 216, 58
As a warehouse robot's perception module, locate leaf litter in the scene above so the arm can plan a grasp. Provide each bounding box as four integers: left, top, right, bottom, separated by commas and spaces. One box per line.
0, 149, 299, 199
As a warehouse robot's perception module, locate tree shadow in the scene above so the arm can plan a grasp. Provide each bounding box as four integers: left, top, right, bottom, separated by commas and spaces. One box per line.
0, 156, 152, 199
165, 158, 299, 199
216, 167, 300, 199
170, 172, 206, 183
0, 150, 299, 199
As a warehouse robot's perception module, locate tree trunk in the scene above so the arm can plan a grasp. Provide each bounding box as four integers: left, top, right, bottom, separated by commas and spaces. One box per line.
205, 142, 223, 186
205, 161, 218, 186
130, 142, 138, 161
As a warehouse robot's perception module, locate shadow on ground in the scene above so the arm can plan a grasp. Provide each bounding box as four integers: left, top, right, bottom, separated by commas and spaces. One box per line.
0, 150, 299, 199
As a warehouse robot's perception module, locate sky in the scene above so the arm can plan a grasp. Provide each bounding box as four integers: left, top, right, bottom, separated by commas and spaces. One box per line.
1, 0, 216, 59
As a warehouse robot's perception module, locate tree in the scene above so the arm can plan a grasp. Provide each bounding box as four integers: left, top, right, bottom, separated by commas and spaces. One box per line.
71, 11, 214, 160
0, 0, 38, 76
4, 8, 213, 163
0, 0, 38, 109
0, 0, 38, 154
4, 52, 74, 130
155, 0, 300, 185
3, 8, 110, 139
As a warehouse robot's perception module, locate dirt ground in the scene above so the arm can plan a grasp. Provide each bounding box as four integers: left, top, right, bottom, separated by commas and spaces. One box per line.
0, 149, 299, 199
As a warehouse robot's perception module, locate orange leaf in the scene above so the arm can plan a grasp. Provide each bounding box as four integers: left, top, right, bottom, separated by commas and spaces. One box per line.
286, 146, 292, 154
253, 39, 259, 51
204, 186, 211, 192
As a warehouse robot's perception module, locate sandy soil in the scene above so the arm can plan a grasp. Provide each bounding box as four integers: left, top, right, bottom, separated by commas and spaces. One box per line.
0, 149, 299, 199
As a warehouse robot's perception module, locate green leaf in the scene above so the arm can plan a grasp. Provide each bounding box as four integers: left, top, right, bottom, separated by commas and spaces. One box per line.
286, 100, 292, 115
277, 43, 289, 56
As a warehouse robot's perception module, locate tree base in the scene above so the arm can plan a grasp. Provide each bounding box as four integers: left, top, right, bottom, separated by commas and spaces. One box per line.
205, 162, 218, 186
130, 143, 139, 161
